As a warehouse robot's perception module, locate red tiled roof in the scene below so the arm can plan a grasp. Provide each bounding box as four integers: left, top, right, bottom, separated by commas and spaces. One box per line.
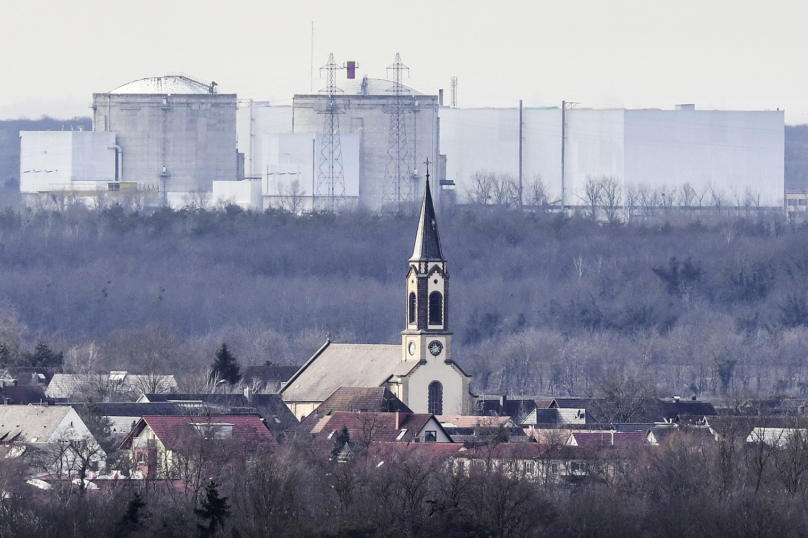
121, 415, 274, 451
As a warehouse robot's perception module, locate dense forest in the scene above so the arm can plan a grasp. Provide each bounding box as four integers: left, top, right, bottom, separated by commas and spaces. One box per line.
2, 182, 808, 399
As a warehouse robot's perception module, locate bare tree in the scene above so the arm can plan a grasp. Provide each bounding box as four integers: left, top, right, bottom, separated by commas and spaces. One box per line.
467, 171, 495, 206
279, 179, 307, 215
580, 176, 602, 221
624, 184, 639, 223
492, 174, 517, 207
709, 185, 725, 214
680, 183, 697, 208
525, 174, 549, 210
638, 185, 659, 216
600, 176, 622, 223
590, 367, 656, 423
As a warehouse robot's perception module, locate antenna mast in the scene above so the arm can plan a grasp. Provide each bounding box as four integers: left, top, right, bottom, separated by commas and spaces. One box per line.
450, 76, 457, 108
383, 53, 412, 211
317, 53, 346, 212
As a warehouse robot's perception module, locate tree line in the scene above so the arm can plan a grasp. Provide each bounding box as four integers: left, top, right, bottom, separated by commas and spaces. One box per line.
4, 424, 808, 538
3, 187, 808, 397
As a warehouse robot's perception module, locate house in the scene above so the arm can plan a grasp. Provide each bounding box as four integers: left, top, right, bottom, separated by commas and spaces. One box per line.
241, 364, 299, 393
646, 424, 716, 446
281, 180, 474, 419
437, 415, 527, 444
120, 415, 275, 480
298, 387, 412, 431
521, 407, 594, 427
566, 431, 646, 448
0, 405, 106, 475
304, 411, 453, 450
747, 427, 808, 447
0, 384, 49, 405
138, 390, 298, 437
0, 367, 55, 387
477, 395, 548, 420
46, 371, 177, 401
86, 402, 190, 438
550, 397, 717, 424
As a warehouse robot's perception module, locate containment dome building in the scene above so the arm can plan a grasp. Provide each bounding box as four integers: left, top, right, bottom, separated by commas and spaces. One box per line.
92, 75, 237, 205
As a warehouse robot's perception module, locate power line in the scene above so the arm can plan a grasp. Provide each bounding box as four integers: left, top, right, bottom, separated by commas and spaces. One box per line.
316, 53, 346, 212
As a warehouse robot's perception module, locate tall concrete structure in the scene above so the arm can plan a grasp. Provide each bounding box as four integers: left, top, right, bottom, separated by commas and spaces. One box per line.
292, 76, 440, 211
439, 105, 785, 208
92, 76, 237, 205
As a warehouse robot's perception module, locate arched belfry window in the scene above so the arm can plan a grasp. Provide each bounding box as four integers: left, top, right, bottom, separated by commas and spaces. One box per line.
428, 381, 443, 415
429, 292, 443, 325
409, 292, 416, 324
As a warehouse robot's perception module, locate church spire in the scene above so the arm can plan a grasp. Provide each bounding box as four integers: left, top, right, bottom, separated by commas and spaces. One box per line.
410, 164, 444, 262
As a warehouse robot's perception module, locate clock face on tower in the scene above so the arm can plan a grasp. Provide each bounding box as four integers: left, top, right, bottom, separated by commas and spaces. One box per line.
428, 340, 443, 356
408, 341, 416, 356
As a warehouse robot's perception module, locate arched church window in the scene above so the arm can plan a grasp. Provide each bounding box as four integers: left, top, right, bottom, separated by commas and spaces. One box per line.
429, 291, 443, 325
409, 292, 416, 323
428, 381, 443, 415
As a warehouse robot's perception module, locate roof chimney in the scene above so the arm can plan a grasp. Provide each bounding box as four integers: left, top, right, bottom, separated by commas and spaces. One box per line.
395, 411, 407, 429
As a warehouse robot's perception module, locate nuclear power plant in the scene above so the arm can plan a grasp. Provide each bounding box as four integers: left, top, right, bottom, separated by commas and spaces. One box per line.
19, 56, 787, 212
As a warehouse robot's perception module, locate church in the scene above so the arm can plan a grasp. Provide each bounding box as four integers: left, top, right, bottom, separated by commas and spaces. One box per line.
280, 179, 474, 420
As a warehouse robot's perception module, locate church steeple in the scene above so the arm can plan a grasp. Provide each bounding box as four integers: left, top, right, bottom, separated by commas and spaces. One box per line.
403, 167, 450, 341
410, 178, 445, 262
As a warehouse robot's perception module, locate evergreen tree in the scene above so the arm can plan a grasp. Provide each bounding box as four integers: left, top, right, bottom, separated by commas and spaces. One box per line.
195, 481, 230, 538
331, 425, 350, 460
116, 492, 146, 537
209, 343, 241, 385
21, 341, 63, 368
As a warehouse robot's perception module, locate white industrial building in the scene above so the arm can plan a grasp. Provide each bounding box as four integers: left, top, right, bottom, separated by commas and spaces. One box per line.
20, 130, 117, 193
21, 68, 785, 212
440, 105, 785, 208
233, 74, 441, 212
92, 75, 238, 207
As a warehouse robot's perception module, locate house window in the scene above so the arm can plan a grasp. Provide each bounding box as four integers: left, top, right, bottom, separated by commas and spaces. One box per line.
409, 292, 416, 323
429, 292, 442, 325
425, 430, 437, 442
524, 462, 535, 474
137, 451, 145, 463
428, 381, 443, 415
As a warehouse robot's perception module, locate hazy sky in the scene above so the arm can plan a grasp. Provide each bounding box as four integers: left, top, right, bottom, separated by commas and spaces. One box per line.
2, 0, 806, 123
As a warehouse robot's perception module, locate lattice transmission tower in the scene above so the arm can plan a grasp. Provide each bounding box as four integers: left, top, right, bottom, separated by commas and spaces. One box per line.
383, 52, 413, 211
317, 53, 346, 212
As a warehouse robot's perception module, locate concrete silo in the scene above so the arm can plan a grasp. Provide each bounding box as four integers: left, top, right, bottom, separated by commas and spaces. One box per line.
92, 75, 237, 206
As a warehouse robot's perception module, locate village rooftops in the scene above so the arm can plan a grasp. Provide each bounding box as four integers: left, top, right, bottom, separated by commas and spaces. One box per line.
305, 411, 452, 444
